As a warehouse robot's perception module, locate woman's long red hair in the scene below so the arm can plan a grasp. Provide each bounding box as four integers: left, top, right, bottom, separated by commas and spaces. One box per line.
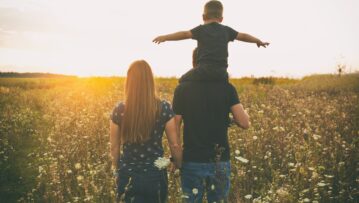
120, 60, 160, 144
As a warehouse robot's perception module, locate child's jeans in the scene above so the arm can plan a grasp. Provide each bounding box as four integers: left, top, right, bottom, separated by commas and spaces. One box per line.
179, 65, 228, 83
180, 161, 231, 203
116, 169, 168, 203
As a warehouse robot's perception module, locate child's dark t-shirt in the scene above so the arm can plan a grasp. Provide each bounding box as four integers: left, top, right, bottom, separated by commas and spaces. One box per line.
191, 22, 238, 69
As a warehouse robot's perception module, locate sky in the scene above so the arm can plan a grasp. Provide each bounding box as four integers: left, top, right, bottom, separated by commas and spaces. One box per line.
0, 0, 358, 78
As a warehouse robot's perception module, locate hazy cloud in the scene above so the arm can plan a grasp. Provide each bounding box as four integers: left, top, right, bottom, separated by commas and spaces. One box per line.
0, 7, 57, 32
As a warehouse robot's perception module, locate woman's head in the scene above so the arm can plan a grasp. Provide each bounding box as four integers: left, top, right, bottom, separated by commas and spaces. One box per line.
121, 60, 160, 144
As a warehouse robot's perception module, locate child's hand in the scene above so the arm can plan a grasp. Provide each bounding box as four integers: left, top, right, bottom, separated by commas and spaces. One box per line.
153, 36, 167, 44
257, 41, 270, 48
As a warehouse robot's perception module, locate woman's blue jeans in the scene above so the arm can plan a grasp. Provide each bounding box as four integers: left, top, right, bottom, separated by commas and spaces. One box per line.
180, 161, 231, 203
116, 169, 168, 203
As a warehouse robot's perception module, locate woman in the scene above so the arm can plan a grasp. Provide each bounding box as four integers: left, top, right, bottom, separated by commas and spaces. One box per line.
110, 60, 182, 203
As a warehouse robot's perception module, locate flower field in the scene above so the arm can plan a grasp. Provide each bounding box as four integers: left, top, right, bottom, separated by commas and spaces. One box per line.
0, 74, 358, 202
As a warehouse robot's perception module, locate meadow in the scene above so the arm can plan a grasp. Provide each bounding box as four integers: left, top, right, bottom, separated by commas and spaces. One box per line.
0, 74, 358, 203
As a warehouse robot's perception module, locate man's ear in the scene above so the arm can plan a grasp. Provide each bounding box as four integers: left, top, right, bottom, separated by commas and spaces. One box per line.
218, 17, 223, 22
202, 14, 208, 21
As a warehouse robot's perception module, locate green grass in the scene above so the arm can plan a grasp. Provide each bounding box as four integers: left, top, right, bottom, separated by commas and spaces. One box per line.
0, 74, 358, 202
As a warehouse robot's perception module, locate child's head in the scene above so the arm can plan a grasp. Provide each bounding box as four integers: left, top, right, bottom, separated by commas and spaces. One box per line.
203, 0, 223, 21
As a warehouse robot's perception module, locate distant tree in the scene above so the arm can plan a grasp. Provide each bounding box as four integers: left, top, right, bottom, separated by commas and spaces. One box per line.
337, 64, 346, 77
0, 72, 76, 78
253, 77, 275, 85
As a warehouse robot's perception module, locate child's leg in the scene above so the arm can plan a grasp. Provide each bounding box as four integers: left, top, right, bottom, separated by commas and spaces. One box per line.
179, 68, 201, 83
203, 66, 228, 82
179, 66, 228, 83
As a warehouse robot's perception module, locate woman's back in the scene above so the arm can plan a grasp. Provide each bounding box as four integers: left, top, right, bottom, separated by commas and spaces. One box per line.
111, 100, 174, 173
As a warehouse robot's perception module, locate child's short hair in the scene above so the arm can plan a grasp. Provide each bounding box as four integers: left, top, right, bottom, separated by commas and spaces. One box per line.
204, 0, 223, 19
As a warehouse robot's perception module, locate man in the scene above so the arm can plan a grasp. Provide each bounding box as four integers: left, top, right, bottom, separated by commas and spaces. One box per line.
172, 48, 250, 202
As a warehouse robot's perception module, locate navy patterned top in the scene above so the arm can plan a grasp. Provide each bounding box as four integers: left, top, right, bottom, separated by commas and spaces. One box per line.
111, 100, 175, 173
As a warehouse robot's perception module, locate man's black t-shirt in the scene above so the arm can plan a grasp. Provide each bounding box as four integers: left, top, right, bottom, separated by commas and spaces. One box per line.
172, 82, 240, 162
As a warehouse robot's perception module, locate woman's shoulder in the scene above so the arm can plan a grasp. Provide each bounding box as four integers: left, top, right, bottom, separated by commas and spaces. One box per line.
159, 100, 172, 109
159, 100, 175, 121
111, 102, 125, 125
113, 101, 125, 112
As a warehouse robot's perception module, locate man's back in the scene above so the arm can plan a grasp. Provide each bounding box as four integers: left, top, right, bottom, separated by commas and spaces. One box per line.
173, 82, 239, 162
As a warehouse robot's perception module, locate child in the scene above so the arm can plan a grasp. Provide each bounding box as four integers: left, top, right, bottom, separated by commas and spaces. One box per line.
153, 0, 269, 83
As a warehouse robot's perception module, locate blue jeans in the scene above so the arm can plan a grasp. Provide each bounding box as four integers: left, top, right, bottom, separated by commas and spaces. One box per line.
116, 169, 168, 203
180, 161, 231, 203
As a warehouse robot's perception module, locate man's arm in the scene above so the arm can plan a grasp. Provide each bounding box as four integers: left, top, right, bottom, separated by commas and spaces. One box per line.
174, 115, 183, 147
153, 31, 192, 44
231, 103, 250, 129
165, 117, 183, 169
236, 32, 270, 48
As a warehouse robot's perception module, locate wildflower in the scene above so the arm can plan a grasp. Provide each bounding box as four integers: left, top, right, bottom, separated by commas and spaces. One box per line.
276, 187, 289, 197
38, 166, 44, 173
181, 194, 189, 199
211, 184, 215, 190
253, 136, 258, 140
312, 171, 318, 179
75, 163, 81, 170
313, 134, 321, 140
288, 162, 295, 167
154, 157, 170, 170
192, 188, 198, 195
303, 198, 310, 202
244, 194, 252, 199
67, 169, 73, 174
235, 150, 240, 155
235, 156, 249, 164
76, 175, 84, 181
317, 182, 326, 187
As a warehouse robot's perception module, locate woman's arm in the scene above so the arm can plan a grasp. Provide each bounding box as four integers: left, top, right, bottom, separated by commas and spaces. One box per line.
231, 103, 250, 129
165, 117, 183, 169
110, 121, 121, 170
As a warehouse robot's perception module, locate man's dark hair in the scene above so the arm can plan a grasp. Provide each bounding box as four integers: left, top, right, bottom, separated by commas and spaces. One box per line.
204, 0, 223, 19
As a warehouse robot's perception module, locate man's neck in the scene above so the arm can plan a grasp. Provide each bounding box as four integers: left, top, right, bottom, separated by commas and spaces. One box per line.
204, 19, 221, 24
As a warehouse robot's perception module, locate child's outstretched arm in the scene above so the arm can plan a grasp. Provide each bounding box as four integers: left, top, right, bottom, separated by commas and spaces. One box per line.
236, 32, 270, 48
153, 31, 192, 44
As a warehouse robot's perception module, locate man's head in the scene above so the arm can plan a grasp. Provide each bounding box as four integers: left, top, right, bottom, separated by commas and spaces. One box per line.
203, 0, 223, 22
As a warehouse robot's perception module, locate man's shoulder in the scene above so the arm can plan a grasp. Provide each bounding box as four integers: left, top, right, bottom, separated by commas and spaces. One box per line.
176, 81, 200, 89
176, 81, 236, 90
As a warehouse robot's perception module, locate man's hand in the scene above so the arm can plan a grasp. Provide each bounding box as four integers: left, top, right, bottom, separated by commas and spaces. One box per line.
256, 41, 270, 48
153, 36, 167, 44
